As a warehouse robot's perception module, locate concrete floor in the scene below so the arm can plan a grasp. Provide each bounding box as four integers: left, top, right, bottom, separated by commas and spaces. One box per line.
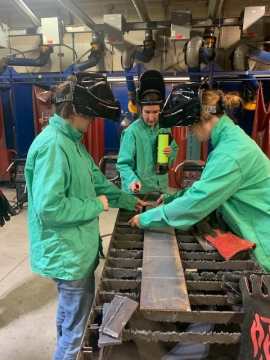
0, 189, 117, 360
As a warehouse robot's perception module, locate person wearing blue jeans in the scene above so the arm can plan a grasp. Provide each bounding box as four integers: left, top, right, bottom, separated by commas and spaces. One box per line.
25, 75, 145, 360
53, 275, 95, 360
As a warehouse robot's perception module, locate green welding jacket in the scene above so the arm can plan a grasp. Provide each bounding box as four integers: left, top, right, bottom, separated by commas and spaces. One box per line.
116, 118, 178, 194
25, 114, 137, 280
139, 115, 270, 271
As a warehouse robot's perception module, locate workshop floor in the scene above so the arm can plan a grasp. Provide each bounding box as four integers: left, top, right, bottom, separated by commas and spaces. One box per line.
0, 188, 118, 360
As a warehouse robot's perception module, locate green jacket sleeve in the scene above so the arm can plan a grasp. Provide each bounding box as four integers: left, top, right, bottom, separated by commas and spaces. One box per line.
163, 188, 186, 204
139, 151, 243, 229
32, 144, 104, 227
168, 139, 179, 166
91, 160, 137, 211
116, 130, 140, 189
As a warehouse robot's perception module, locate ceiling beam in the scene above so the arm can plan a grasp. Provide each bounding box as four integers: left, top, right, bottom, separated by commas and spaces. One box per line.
208, 0, 225, 21
56, 0, 97, 31
162, 0, 170, 19
130, 0, 150, 22
11, 0, 40, 27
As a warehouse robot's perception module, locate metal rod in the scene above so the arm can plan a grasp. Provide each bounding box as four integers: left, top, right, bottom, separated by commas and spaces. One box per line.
57, 0, 96, 31
130, 0, 150, 22
11, 0, 40, 27
122, 329, 241, 344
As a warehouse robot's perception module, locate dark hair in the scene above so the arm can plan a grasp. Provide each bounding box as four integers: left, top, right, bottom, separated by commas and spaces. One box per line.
141, 92, 162, 109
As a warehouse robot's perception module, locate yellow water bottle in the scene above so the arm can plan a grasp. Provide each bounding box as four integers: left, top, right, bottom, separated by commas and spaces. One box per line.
157, 133, 170, 174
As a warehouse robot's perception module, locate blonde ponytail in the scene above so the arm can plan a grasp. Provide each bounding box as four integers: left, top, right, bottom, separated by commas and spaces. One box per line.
200, 90, 242, 122
223, 92, 242, 109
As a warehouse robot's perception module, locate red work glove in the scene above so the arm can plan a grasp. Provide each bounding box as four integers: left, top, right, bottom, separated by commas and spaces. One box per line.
205, 229, 255, 260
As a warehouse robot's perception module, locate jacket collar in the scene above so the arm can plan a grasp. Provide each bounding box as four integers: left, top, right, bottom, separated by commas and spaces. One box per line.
138, 117, 159, 132
49, 114, 83, 142
211, 114, 234, 148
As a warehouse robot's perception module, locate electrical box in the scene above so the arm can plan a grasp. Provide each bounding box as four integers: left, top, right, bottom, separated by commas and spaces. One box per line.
171, 10, 192, 40
41, 17, 61, 45
0, 24, 8, 48
104, 14, 125, 44
242, 6, 265, 41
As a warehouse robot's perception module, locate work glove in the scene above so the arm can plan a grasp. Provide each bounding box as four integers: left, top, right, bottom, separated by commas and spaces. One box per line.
238, 274, 270, 360
205, 229, 255, 260
0, 190, 16, 226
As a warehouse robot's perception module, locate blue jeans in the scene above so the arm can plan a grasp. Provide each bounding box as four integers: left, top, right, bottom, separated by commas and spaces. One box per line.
53, 274, 95, 360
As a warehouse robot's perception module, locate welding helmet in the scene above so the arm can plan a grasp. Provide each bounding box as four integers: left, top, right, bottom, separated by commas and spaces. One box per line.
53, 72, 121, 121
160, 84, 201, 127
160, 82, 226, 128
136, 70, 165, 106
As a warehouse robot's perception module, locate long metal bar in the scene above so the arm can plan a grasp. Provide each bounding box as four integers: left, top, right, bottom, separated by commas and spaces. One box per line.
56, 0, 97, 31
208, 0, 225, 21
94, 306, 244, 324
11, 0, 40, 27
122, 329, 241, 344
130, 0, 150, 22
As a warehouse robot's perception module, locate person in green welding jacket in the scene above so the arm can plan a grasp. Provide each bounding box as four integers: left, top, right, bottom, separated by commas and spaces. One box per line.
25, 76, 146, 360
117, 70, 178, 194
129, 88, 270, 273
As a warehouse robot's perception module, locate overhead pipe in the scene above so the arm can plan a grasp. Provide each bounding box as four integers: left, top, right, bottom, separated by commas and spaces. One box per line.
248, 47, 270, 65
124, 69, 138, 114
121, 30, 155, 71
72, 48, 102, 72
66, 32, 104, 73
3, 46, 53, 68
232, 43, 270, 71
185, 29, 217, 82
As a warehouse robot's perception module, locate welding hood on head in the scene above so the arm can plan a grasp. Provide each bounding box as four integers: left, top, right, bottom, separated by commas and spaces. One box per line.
53, 72, 121, 121
136, 70, 165, 106
159, 80, 234, 128
160, 85, 201, 128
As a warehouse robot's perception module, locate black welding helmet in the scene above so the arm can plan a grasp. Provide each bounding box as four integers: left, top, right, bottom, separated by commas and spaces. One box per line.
160, 84, 201, 127
160, 78, 230, 128
136, 70, 165, 106
53, 72, 121, 121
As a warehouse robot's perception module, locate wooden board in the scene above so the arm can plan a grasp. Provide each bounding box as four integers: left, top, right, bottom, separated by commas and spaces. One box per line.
140, 228, 191, 312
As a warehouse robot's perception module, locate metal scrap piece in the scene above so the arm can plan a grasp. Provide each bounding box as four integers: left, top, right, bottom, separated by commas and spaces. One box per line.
98, 303, 122, 348
102, 295, 138, 338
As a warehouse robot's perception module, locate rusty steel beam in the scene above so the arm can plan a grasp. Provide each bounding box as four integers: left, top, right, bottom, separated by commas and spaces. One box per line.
122, 329, 241, 344
183, 260, 258, 271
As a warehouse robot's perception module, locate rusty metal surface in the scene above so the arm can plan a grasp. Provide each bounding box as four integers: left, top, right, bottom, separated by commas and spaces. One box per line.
122, 329, 241, 344
78, 209, 264, 359
98, 303, 122, 347
141, 228, 191, 312
102, 296, 138, 338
